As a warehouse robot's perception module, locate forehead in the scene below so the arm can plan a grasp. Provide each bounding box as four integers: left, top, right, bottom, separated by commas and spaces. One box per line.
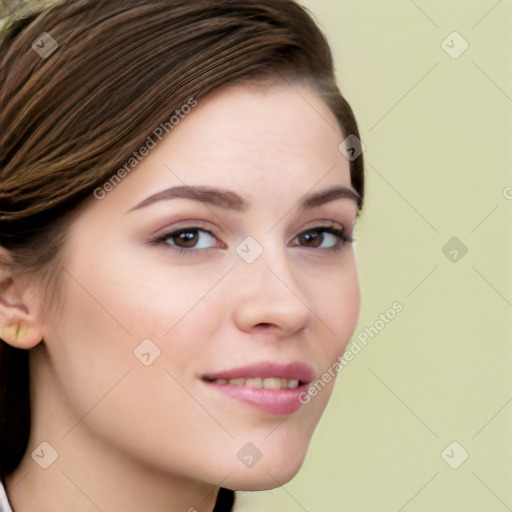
92, 83, 353, 216
168, 83, 349, 184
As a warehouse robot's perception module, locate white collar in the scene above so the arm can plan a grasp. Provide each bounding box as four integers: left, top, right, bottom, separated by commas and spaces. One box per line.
0, 482, 12, 512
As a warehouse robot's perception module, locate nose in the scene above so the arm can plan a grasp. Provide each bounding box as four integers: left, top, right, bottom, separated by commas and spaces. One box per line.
231, 250, 313, 338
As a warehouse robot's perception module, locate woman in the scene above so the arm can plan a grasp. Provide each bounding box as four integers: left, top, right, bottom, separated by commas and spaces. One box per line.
0, 0, 364, 510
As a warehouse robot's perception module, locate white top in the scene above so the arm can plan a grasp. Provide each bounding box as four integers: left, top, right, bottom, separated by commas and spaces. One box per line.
0, 483, 12, 512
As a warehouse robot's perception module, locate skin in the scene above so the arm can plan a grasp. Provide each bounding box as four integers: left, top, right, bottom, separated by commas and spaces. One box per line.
1, 83, 361, 511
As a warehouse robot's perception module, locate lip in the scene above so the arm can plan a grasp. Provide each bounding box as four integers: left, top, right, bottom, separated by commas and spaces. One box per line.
201, 361, 315, 416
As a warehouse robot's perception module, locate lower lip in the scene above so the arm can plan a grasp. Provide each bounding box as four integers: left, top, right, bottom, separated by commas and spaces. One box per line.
204, 382, 307, 415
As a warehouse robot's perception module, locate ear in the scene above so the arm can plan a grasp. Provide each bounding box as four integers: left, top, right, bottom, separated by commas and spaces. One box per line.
0, 247, 44, 349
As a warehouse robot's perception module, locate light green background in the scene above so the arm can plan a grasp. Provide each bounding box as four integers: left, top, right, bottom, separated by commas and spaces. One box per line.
236, 1, 512, 511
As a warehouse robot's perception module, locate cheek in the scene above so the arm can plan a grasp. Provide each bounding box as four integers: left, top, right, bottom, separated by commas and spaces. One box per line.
313, 254, 361, 354
48, 244, 226, 405
44, 269, 135, 417
44, 256, 230, 476
110, 246, 233, 337
295, 256, 360, 415
335, 271, 361, 344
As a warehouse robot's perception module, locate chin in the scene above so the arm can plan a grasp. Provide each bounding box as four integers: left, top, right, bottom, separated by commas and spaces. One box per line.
223, 451, 307, 491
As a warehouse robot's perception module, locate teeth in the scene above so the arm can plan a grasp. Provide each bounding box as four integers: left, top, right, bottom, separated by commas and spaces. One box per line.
245, 377, 262, 388
288, 379, 299, 389
263, 378, 282, 389
211, 377, 301, 389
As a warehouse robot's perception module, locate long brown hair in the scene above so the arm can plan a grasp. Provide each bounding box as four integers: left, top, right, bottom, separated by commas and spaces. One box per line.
0, 1, 364, 509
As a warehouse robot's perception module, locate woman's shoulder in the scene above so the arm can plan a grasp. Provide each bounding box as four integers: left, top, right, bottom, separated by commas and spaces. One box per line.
0, 482, 12, 512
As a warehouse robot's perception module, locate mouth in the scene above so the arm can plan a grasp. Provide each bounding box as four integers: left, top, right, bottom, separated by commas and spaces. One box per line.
201, 361, 314, 415
202, 376, 303, 389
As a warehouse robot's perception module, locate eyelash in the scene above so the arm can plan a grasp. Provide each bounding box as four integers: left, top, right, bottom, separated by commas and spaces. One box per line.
151, 227, 222, 256
151, 224, 354, 256
303, 226, 354, 247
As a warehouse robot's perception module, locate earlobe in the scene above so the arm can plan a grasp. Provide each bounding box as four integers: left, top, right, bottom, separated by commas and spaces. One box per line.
0, 250, 44, 349
0, 321, 42, 349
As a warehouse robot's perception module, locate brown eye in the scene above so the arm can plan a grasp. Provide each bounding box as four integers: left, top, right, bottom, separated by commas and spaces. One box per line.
156, 228, 219, 250
298, 230, 324, 248
293, 227, 350, 249
171, 230, 199, 248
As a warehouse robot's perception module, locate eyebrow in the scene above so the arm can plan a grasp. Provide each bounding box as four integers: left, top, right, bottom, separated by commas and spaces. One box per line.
128, 185, 247, 212
299, 186, 362, 210
128, 184, 361, 213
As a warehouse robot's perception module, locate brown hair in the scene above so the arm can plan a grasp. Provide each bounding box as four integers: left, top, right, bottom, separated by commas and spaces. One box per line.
0, 0, 364, 508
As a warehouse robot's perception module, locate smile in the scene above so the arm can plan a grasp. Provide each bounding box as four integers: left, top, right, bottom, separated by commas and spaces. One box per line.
204, 377, 300, 389
201, 361, 314, 415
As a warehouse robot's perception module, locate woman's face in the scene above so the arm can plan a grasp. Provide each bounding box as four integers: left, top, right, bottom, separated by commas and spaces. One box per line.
37, 83, 360, 491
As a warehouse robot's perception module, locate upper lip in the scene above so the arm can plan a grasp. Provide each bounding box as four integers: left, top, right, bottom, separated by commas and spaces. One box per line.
202, 361, 315, 385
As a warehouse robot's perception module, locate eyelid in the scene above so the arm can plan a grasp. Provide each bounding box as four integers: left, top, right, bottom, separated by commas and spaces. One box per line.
148, 219, 222, 240
293, 220, 351, 237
